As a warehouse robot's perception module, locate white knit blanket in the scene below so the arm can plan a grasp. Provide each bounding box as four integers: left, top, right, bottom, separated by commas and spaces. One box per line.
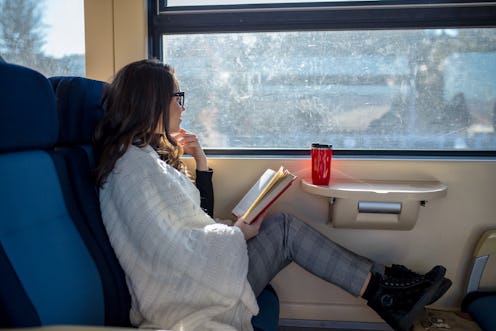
99, 145, 258, 331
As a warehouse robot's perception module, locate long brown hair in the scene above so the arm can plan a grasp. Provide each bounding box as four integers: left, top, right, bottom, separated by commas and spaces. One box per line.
94, 59, 184, 187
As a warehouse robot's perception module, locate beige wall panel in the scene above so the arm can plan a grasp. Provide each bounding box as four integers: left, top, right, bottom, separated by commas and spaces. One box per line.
84, 0, 114, 81
113, 0, 148, 73
85, 0, 147, 81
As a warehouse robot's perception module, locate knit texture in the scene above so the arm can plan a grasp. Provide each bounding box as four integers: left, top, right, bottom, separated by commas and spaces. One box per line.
99, 145, 258, 331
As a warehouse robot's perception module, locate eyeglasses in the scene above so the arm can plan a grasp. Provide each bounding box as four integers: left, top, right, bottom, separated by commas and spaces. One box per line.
173, 91, 185, 107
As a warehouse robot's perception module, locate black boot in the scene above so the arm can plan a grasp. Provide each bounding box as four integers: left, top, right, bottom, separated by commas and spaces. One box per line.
385, 265, 452, 305
363, 265, 448, 331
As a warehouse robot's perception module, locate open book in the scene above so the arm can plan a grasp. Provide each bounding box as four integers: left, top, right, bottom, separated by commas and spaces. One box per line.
232, 166, 297, 224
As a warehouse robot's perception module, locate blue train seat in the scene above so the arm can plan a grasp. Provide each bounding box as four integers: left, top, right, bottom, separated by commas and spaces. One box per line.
0, 62, 113, 327
49, 76, 131, 327
0, 61, 278, 330
461, 229, 496, 331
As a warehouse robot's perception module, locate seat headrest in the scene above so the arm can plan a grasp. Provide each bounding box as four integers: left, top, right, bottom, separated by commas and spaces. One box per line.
49, 76, 107, 146
0, 62, 58, 152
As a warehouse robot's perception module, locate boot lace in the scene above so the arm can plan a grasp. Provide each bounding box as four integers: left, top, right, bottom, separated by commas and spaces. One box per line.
383, 264, 426, 288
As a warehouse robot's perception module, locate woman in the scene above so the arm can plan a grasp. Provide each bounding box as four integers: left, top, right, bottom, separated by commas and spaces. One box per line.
94, 59, 451, 331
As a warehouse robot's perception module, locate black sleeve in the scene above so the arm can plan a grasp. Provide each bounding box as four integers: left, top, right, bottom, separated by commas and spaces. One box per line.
195, 168, 214, 217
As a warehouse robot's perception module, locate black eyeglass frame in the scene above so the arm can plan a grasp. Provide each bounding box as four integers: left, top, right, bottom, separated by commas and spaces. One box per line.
173, 91, 185, 107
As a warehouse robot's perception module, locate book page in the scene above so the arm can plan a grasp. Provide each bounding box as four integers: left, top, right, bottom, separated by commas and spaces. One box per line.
243, 170, 296, 223
232, 168, 276, 217
241, 166, 286, 219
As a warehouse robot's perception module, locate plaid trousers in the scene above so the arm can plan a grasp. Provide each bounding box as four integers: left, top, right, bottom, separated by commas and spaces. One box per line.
246, 213, 375, 297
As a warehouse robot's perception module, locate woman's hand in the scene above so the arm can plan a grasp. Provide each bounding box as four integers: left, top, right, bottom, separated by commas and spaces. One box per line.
171, 128, 208, 171
234, 213, 265, 240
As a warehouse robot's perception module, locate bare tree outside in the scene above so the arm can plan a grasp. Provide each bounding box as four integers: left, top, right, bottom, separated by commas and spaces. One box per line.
0, 0, 84, 77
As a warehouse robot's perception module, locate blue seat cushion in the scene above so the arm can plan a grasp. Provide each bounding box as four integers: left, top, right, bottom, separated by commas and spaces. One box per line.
0, 151, 105, 326
0, 243, 41, 327
56, 146, 131, 326
462, 291, 496, 331
0, 62, 57, 152
49, 76, 106, 145
252, 285, 280, 331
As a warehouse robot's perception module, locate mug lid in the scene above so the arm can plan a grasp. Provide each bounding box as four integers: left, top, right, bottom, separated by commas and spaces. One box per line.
312, 143, 332, 149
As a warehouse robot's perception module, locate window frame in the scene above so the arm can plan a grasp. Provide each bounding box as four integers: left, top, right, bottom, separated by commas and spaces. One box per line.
148, 0, 496, 157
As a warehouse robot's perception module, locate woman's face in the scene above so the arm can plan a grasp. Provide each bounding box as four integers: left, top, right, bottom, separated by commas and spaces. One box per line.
168, 86, 185, 133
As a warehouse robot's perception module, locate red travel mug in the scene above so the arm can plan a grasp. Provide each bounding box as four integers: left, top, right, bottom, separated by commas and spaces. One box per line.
311, 143, 332, 185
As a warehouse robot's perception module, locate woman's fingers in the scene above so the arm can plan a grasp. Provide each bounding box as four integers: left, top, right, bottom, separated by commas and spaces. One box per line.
171, 129, 208, 171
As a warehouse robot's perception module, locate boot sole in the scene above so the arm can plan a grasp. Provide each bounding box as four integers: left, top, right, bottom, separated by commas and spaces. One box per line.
394, 274, 446, 331
428, 278, 452, 305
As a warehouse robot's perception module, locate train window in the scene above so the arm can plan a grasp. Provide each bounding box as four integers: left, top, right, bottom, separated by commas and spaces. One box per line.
152, 1, 496, 153
163, 29, 496, 151
0, 0, 85, 77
